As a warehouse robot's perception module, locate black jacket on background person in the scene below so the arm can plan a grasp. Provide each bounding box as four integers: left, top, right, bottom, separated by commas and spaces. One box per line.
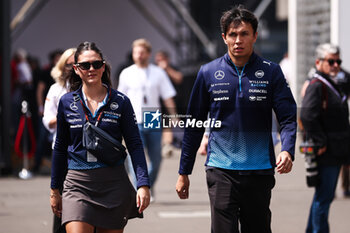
300, 71, 350, 165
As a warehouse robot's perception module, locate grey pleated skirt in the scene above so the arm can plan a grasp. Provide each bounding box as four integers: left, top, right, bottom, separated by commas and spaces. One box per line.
61, 166, 142, 229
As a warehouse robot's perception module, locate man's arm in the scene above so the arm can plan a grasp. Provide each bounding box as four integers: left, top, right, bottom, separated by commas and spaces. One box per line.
175, 67, 210, 199
163, 97, 177, 116
300, 81, 327, 148
272, 66, 297, 164
157, 59, 184, 85
197, 133, 209, 156
178, 67, 210, 175
165, 66, 184, 85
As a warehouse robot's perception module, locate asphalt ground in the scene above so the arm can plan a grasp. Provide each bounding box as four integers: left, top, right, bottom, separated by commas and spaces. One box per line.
1, 135, 350, 233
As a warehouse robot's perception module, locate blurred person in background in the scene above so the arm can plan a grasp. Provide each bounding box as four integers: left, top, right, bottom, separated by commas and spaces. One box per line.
155, 50, 184, 156
50, 41, 150, 233
331, 67, 350, 198
279, 52, 290, 83
300, 46, 350, 199
300, 43, 350, 233
11, 49, 33, 134
38, 49, 63, 118
33, 49, 63, 173
118, 38, 177, 201
42, 48, 76, 233
113, 51, 133, 89
335, 67, 350, 197
155, 50, 183, 86
43, 48, 75, 148
27, 55, 42, 137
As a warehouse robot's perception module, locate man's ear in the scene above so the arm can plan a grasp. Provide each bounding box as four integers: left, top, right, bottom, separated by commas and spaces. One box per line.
315, 59, 321, 69
253, 31, 258, 43
222, 33, 227, 44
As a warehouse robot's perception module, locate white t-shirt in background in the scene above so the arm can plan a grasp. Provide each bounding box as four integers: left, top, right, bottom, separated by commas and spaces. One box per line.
118, 63, 176, 123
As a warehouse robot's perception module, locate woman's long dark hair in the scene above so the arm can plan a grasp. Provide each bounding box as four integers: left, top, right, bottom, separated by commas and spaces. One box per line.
69, 41, 112, 91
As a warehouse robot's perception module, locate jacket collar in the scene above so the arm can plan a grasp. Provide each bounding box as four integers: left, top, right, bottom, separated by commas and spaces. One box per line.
224, 52, 257, 68
315, 70, 339, 88
315, 70, 344, 98
73, 85, 111, 118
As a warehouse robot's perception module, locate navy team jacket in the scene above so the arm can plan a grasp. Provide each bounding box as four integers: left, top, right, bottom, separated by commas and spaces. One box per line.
51, 86, 149, 189
179, 52, 297, 174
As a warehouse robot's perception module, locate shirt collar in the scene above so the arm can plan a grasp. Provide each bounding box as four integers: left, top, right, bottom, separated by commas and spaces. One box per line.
80, 84, 109, 113
224, 51, 257, 67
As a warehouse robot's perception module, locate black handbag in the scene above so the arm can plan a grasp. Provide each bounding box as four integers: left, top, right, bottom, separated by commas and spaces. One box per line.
77, 90, 127, 166
82, 122, 127, 166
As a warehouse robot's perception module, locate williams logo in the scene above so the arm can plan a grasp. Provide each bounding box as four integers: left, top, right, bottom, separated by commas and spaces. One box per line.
143, 109, 161, 129
214, 70, 225, 80
110, 102, 119, 110
255, 70, 264, 78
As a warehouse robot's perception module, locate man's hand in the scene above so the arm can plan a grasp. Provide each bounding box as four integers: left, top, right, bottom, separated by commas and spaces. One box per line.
276, 151, 293, 174
137, 186, 150, 213
197, 135, 209, 156
176, 174, 190, 199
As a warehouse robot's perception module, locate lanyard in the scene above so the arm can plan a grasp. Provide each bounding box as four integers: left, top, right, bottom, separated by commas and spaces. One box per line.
142, 67, 150, 104
78, 88, 111, 126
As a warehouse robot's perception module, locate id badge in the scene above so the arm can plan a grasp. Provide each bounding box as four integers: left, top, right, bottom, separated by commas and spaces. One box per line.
87, 151, 98, 162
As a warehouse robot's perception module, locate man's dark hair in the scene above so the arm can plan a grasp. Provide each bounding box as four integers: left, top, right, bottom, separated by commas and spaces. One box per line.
220, 5, 258, 36
69, 41, 111, 91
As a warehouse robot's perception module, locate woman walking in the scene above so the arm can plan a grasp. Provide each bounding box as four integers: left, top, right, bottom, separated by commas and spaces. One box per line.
50, 41, 150, 233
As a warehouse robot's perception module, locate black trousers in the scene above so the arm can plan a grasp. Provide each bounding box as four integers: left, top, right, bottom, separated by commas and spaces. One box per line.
206, 168, 275, 233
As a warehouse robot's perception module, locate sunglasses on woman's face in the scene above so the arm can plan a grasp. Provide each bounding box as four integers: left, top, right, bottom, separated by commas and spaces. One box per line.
76, 60, 105, 70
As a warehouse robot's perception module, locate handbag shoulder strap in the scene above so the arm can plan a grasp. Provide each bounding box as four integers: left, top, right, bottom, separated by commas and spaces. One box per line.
74, 88, 111, 126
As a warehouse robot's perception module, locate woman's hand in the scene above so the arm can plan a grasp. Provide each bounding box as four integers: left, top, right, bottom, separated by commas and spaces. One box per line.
50, 189, 62, 217
136, 186, 150, 213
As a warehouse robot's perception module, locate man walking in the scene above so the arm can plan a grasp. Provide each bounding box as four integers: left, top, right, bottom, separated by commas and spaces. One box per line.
118, 39, 177, 199
300, 43, 350, 233
176, 6, 297, 233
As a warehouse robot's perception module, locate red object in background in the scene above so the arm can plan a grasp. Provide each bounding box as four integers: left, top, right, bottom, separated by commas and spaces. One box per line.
14, 115, 36, 158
